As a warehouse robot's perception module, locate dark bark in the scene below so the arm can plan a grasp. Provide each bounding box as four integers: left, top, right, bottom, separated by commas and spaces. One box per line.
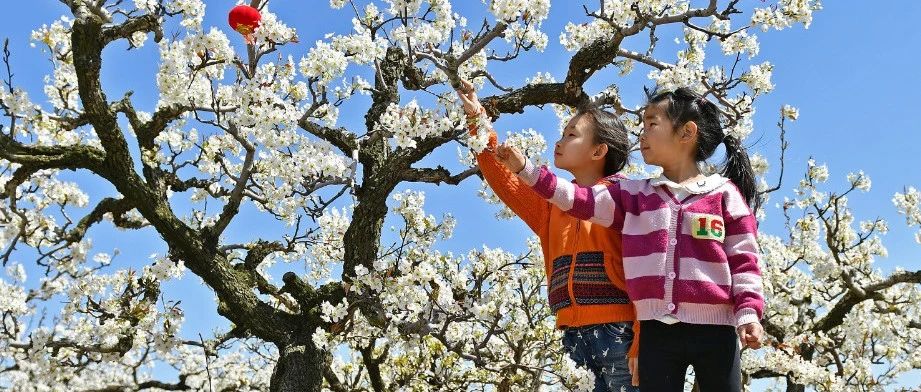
270, 340, 329, 392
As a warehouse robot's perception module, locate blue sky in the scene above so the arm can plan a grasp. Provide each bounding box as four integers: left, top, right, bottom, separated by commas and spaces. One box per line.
2, 1, 920, 389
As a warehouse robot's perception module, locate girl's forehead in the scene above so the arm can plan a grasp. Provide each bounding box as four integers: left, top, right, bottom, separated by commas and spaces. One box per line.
642, 103, 667, 120
566, 113, 587, 129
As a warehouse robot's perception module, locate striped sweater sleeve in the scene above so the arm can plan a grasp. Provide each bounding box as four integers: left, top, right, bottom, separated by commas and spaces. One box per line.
721, 184, 765, 327
517, 159, 624, 230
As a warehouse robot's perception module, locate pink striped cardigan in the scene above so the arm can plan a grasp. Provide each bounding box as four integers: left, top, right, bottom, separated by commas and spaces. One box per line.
518, 160, 764, 327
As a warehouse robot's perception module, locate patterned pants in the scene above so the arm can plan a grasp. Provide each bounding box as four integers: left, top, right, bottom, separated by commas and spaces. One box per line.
562, 322, 640, 392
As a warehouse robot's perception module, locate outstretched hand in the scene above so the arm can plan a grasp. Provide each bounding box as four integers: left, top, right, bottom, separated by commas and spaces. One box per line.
495, 143, 527, 174
454, 79, 482, 117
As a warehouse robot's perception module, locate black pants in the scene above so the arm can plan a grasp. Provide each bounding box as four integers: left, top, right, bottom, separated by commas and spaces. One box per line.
638, 320, 742, 392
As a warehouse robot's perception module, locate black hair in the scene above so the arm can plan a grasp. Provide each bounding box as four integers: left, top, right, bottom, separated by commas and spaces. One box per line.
645, 87, 759, 210
574, 105, 630, 177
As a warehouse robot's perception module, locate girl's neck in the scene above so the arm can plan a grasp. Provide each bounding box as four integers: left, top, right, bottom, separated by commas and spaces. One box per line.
662, 159, 702, 185
570, 166, 606, 186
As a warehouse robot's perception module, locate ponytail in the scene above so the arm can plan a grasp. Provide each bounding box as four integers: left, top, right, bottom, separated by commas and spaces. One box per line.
722, 134, 759, 211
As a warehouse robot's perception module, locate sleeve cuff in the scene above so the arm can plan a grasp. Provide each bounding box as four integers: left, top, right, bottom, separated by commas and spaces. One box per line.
735, 308, 760, 327
517, 159, 539, 186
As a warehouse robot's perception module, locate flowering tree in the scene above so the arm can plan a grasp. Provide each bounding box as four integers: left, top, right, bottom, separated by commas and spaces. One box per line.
1, 0, 918, 391
746, 159, 921, 392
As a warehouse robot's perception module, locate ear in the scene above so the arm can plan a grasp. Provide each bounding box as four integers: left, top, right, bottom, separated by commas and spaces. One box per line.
591, 143, 608, 161
680, 121, 699, 144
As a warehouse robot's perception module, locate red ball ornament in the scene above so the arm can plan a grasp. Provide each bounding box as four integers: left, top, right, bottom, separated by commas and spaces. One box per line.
228, 5, 261, 44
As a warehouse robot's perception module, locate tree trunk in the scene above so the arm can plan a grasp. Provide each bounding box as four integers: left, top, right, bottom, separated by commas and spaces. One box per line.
785, 378, 806, 392
270, 341, 328, 392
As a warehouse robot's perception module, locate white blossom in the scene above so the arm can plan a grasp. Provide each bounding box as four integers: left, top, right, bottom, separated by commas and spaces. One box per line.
741, 61, 775, 95
848, 171, 872, 192
377, 100, 457, 150
782, 104, 800, 121
752, 0, 823, 31
299, 41, 349, 85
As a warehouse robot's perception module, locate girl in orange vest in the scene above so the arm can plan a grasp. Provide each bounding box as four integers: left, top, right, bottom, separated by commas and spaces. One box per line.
457, 81, 640, 391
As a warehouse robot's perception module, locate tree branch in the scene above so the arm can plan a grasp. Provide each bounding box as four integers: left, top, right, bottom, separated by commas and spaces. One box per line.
86, 375, 191, 392
616, 48, 669, 70
63, 197, 139, 244
760, 114, 790, 196
101, 13, 164, 45
72, 5, 134, 168
297, 119, 357, 157
208, 125, 255, 238
480, 82, 584, 117
0, 133, 106, 173
401, 166, 480, 185
812, 270, 921, 332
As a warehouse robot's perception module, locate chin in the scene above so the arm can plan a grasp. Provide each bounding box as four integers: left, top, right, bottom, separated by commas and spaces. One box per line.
640, 152, 656, 166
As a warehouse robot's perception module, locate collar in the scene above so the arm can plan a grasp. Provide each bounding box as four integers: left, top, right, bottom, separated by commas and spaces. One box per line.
567, 173, 626, 186
599, 173, 626, 184
649, 172, 728, 194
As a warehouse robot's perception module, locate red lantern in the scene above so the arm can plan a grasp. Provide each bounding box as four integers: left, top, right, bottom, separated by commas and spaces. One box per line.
228, 5, 261, 44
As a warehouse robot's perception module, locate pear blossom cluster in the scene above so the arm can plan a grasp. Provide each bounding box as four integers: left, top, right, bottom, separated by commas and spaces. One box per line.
377, 100, 459, 149
894, 187, 921, 244
313, 191, 596, 390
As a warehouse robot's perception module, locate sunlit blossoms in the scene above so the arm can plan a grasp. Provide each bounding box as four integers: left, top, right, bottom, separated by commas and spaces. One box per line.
894, 186, 921, 243
741, 61, 775, 95
157, 27, 234, 107
752, 0, 823, 31
299, 41, 349, 85
782, 104, 800, 120
377, 100, 458, 149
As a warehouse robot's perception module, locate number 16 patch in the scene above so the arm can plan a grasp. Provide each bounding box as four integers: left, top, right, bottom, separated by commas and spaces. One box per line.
687, 212, 725, 242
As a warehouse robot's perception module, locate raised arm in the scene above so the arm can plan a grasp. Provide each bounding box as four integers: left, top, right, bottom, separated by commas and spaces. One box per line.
514, 158, 623, 230
457, 81, 550, 235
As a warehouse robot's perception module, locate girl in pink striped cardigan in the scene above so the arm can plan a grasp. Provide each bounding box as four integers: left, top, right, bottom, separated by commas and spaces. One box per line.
493, 88, 765, 391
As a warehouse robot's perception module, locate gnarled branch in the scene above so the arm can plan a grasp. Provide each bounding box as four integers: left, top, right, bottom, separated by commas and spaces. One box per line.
401, 166, 480, 185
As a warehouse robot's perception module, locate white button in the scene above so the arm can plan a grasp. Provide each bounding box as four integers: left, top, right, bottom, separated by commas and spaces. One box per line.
667, 272, 676, 279
669, 239, 678, 246
667, 303, 676, 311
